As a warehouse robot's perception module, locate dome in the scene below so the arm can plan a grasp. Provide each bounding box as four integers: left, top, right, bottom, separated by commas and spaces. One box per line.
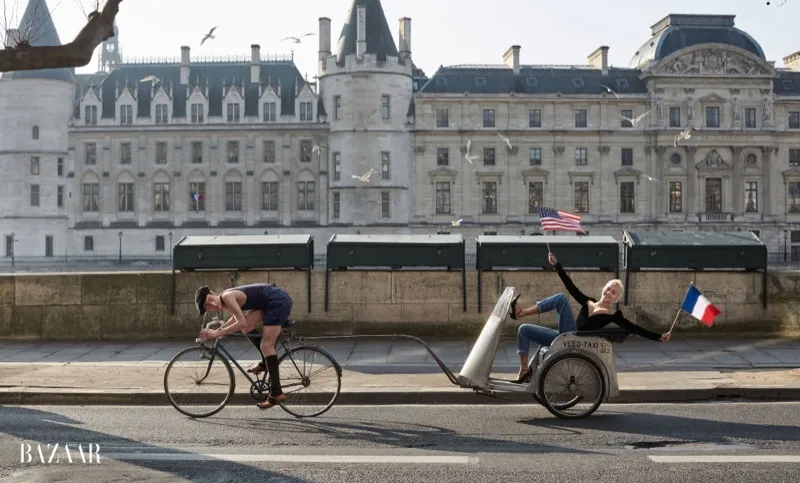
630, 14, 765, 69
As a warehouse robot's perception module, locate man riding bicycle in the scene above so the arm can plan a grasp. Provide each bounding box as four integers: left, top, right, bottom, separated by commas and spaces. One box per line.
195, 283, 293, 410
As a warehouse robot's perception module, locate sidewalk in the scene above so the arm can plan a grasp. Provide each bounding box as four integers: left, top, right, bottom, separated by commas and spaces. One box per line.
0, 337, 799, 405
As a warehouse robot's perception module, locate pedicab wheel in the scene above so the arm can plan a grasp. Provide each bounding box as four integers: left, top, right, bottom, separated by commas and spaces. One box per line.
537, 352, 606, 420
164, 346, 235, 418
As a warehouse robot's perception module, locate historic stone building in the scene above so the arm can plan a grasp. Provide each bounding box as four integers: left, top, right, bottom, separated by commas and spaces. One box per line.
3, 0, 800, 260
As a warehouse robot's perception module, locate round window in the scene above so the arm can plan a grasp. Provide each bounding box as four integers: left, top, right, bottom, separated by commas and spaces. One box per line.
669, 153, 681, 165
745, 153, 757, 166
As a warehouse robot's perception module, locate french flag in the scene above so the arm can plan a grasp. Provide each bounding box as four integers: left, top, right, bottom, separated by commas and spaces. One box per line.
680, 285, 721, 327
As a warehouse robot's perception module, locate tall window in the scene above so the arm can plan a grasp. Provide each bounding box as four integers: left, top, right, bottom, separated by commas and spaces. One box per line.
483, 148, 495, 166
745, 181, 758, 212
227, 103, 240, 123
189, 182, 205, 212
191, 142, 202, 164
621, 148, 633, 166
332, 192, 340, 219
381, 152, 391, 179
332, 152, 341, 181
118, 183, 134, 212
300, 140, 312, 162
263, 102, 277, 122
83, 182, 99, 212
482, 109, 495, 128
225, 182, 242, 211
381, 191, 390, 218
705, 106, 720, 128
788, 182, 800, 213
381, 95, 391, 119
299, 102, 313, 121
435, 182, 451, 214
32, 125, 39, 139
153, 182, 170, 212
261, 181, 279, 211
30, 156, 39, 175
155, 103, 169, 124
620, 109, 633, 128
574, 181, 589, 213
120, 142, 132, 164
227, 141, 239, 163
575, 148, 587, 166
333, 96, 341, 120
156, 142, 167, 164
529, 109, 541, 128
57, 185, 63, 207
481, 182, 497, 214
529, 148, 542, 166
620, 181, 635, 213
437, 148, 449, 166
528, 181, 543, 213
574, 109, 587, 128
84, 105, 97, 125
191, 103, 204, 124
85, 142, 97, 164
297, 181, 315, 210
669, 181, 682, 213
30, 185, 39, 206
120, 104, 133, 125
436, 108, 449, 128
705, 178, 722, 212
263, 140, 276, 163
669, 107, 681, 128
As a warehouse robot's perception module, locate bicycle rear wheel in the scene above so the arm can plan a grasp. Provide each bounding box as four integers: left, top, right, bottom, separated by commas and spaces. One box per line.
164, 346, 235, 418
277, 345, 341, 418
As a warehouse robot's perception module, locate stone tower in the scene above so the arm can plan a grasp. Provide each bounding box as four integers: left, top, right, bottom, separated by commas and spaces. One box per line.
317, 0, 414, 225
0, 0, 76, 258
98, 21, 121, 72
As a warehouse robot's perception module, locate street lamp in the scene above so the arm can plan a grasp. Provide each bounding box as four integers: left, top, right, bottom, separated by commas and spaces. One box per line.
168, 232, 173, 260
118, 231, 123, 263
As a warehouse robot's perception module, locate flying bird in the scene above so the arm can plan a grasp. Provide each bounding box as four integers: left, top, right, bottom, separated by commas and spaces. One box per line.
619, 108, 653, 127
282, 33, 316, 43
599, 84, 620, 98
644, 175, 659, 182
673, 127, 694, 148
464, 154, 480, 164
139, 75, 159, 84
497, 133, 513, 149
451, 219, 463, 227
312, 145, 323, 156
201, 26, 217, 45
351, 168, 374, 182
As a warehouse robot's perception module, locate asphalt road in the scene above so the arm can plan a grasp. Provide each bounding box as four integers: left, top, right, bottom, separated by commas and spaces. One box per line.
0, 403, 798, 482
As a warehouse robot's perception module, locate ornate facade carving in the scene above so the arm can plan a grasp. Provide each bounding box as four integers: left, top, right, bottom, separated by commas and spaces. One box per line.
414, 145, 426, 154
521, 167, 550, 185
659, 48, 770, 76
552, 146, 565, 155
598, 146, 610, 155
696, 149, 730, 168
731, 96, 741, 121
613, 166, 642, 185
762, 93, 774, 123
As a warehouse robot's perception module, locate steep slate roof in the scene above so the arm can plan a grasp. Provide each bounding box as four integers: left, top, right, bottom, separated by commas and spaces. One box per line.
335, 0, 399, 66
418, 65, 649, 96
72, 60, 308, 120
6, 0, 75, 82
630, 14, 766, 69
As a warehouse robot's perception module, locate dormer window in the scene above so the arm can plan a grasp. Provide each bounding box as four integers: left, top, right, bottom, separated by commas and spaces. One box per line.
263, 102, 277, 122
525, 77, 538, 88
299, 101, 313, 122
120, 105, 133, 125
227, 103, 240, 123
783, 79, 795, 91
155, 104, 169, 124
616, 78, 629, 91
572, 77, 584, 87
190, 103, 204, 124
84, 105, 97, 125
475, 77, 486, 86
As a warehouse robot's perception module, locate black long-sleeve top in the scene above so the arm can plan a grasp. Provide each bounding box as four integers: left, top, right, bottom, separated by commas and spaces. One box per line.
554, 262, 662, 341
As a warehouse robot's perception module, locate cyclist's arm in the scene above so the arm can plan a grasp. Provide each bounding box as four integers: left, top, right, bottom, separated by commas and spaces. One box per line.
215, 294, 247, 337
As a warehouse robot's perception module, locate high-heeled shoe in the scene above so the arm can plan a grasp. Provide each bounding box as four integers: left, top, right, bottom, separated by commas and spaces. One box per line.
509, 369, 531, 384
508, 293, 521, 320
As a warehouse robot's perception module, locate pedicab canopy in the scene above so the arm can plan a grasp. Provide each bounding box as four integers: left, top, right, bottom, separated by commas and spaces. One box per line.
621, 230, 768, 307
474, 235, 620, 311
171, 234, 315, 314
324, 234, 467, 311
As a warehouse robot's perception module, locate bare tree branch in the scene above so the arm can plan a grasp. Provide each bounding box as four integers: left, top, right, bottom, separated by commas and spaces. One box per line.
0, 0, 123, 73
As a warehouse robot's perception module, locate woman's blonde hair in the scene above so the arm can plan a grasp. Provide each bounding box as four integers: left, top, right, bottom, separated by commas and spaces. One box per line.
605, 279, 624, 302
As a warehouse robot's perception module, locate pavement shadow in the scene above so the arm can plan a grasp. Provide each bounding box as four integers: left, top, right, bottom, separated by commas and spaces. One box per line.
0, 405, 308, 482
521, 410, 800, 443
194, 415, 598, 456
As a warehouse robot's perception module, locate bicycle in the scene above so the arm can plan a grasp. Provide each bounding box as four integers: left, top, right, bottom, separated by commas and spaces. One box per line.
163, 317, 343, 419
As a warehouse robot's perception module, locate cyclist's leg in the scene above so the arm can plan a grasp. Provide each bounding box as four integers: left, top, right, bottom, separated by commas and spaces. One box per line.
257, 297, 293, 409
242, 311, 265, 373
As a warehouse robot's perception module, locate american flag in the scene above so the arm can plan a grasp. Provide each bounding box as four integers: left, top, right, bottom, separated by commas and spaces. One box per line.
536, 206, 585, 233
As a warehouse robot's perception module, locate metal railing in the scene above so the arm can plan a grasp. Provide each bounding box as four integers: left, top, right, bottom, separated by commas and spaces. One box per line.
1, 247, 798, 273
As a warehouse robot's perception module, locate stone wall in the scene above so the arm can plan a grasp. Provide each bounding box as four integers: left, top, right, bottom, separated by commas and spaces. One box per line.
1, 269, 799, 341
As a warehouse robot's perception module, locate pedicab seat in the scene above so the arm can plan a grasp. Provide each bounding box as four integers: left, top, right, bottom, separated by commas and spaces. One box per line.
574, 328, 628, 343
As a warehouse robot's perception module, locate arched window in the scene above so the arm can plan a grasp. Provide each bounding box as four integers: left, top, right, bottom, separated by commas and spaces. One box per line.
32, 126, 39, 140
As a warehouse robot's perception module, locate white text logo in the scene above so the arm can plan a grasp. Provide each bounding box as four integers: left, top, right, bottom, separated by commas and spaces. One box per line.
20, 443, 101, 464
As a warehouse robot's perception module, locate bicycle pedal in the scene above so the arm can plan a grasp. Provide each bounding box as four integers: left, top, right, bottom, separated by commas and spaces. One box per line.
475, 389, 496, 398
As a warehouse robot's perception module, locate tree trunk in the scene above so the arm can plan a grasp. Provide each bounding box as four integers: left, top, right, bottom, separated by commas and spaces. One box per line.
0, 0, 123, 73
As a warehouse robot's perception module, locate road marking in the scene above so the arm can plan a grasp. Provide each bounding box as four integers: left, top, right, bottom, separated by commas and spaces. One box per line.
649, 455, 800, 463
103, 453, 476, 464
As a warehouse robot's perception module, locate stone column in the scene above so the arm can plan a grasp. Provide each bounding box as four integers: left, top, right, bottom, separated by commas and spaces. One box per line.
598, 145, 609, 216
685, 146, 697, 217
653, 146, 667, 219
731, 146, 743, 216
552, 145, 564, 208
761, 145, 775, 216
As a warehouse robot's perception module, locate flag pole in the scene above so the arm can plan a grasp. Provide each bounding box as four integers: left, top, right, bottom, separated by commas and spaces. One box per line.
667, 309, 682, 334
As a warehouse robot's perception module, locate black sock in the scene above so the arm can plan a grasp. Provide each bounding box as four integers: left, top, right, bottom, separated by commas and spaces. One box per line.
265, 354, 282, 396
246, 330, 264, 363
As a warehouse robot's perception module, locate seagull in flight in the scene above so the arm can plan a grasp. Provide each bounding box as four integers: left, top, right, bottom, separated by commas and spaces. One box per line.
312, 145, 324, 156
619, 108, 653, 127
644, 175, 659, 182
201, 27, 217, 45
451, 218, 463, 227
497, 133, 513, 150
673, 127, 694, 148
351, 168, 374, 182
139, 75, 159, 84
464, 154, 480, 164
282, 33, 316, 44
599, 84, 620, 98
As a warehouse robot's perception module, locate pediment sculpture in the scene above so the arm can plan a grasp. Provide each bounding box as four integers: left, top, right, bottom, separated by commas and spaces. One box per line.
660, 48, 769, 76
696, 149, 730, 169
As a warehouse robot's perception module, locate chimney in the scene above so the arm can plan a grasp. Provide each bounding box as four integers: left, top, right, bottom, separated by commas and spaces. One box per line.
356, 5, 366, 61
180, 46, 190, 84
399, 17, 411, 61
319, 17, 331, 56
251, 44, 260, 83
783, 51, 800, 71
588, 46, 609, 75
503, 45, 520, 74
4, 28, 19, 48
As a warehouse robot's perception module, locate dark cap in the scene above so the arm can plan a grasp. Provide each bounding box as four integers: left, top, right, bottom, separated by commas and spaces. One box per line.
195, 286, 211, 315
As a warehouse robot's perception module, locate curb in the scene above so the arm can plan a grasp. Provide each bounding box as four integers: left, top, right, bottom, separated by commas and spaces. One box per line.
2, 387, 800, 406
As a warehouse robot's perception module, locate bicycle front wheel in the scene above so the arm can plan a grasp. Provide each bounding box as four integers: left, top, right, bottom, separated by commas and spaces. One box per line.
277, 345, 341, 418
164, 346, 235, 418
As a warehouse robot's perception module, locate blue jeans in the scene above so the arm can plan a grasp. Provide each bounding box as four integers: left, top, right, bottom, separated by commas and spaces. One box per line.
517, 293, 577, 355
